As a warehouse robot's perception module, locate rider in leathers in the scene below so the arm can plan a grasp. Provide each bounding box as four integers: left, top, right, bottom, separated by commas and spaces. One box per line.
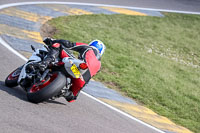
40, 38, 105, 102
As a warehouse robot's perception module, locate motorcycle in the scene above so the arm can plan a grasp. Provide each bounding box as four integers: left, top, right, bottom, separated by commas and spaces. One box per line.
5, 45, 88, 103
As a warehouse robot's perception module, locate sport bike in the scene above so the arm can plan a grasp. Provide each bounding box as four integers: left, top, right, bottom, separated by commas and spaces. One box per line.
5, 45, 88, 103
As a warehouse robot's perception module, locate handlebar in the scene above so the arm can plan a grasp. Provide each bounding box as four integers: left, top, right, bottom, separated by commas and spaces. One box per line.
26, 62, 44, 72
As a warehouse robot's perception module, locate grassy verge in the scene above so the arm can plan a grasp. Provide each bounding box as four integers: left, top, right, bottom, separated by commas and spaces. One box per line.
47, 13, 200, 132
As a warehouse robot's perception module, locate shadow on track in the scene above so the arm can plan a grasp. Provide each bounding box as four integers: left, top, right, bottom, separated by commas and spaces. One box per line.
0, 81, 28, 101
45, 100, 66, 105
0, 81, 66, 105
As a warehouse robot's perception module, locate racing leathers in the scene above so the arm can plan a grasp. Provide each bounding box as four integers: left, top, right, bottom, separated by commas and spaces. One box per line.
42, 38, 101, 102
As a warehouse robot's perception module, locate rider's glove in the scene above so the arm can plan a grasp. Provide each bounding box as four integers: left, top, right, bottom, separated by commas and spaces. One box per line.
43, 37, 53, 46
39, 61, 48, 71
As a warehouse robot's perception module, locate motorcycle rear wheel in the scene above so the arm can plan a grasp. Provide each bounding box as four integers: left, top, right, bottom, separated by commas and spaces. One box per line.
27, 72, 66, 103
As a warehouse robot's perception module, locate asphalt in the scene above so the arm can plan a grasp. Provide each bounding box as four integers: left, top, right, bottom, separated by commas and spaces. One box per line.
0, 0, 200, 12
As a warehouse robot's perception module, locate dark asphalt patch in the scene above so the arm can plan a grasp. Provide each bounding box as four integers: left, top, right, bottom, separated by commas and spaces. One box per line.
2, 34, 43, 52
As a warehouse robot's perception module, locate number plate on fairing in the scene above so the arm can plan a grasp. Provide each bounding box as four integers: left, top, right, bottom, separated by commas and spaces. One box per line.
71, 64, 81, 78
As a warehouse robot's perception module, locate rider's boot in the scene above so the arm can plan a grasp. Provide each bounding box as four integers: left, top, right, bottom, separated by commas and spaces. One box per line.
63, 90, 76, 102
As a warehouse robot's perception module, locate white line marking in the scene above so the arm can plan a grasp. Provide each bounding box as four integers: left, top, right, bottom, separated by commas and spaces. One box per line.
0, 37, 28, 61
0, 1, 199, 15
0, 2, 177, 133
82, 92, 165, 133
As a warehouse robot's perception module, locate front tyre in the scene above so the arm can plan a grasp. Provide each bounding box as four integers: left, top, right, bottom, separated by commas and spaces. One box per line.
27, 72, 66, 103
5, 66, 23, 87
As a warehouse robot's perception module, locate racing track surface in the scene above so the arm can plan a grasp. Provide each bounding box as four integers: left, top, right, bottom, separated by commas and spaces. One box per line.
0, 0, 200, 12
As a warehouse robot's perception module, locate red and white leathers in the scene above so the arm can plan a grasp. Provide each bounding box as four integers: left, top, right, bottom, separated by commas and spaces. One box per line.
42, 39, 101, 101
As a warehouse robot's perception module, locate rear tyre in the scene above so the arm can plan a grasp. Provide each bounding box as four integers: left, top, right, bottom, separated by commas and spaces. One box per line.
5, 66, 23, 87
27, 72, 66, 103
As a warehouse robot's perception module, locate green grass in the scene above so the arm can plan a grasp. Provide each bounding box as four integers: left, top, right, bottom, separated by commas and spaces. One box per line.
48, 13, 200, 132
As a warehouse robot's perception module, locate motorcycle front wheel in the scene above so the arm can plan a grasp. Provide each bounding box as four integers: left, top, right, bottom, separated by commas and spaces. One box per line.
5, 66, 23, 87
27, 72, 66, 103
